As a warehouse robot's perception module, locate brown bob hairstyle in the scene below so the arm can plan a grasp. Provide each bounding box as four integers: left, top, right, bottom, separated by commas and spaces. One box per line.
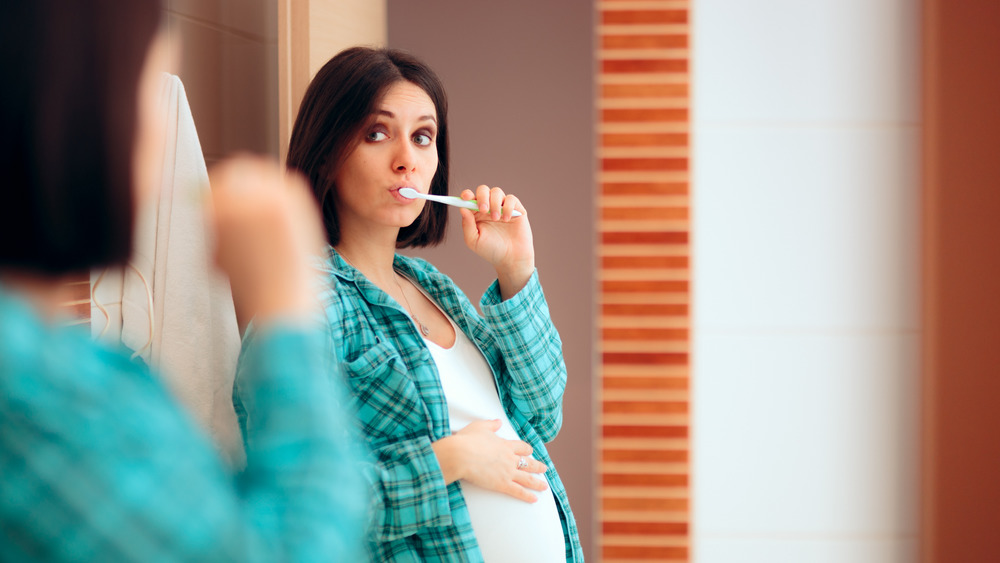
0, 0, 161, 274
286, 47, 450, 248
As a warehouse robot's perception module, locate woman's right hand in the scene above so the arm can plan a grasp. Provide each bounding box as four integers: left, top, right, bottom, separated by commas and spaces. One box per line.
432, 419, 549, 503
208, 156, 326, 329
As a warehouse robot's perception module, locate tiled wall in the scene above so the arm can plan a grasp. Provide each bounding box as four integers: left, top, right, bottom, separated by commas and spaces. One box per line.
692, 0, 921, 561
164, 0, 279, 164
597, 1, 692, 561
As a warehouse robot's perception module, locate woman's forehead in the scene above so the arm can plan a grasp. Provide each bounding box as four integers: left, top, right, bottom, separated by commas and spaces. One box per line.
376, 81, 436, 119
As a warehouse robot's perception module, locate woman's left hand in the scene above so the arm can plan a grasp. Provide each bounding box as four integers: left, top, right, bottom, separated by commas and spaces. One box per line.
459, 185, 535, 299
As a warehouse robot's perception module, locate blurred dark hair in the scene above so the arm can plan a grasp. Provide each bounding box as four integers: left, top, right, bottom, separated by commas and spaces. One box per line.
286, 47, 449, 248
0, 0, 161, 274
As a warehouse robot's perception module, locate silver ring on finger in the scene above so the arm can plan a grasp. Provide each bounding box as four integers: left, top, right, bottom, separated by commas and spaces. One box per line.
517, 456, 528, 470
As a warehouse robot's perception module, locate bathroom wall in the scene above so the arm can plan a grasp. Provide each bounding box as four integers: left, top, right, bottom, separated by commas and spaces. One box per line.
388, 1, 596, 558
64, 0, 280, 326
692, 0, 921, 561
596, 2, 693, 561
163, 0, 279, 164
163, 0, 388, 171
277, 0, 387, 160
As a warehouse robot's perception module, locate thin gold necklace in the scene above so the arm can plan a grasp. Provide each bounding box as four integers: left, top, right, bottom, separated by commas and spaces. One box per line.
393, 275, 431, 337
338, 249, 431, 337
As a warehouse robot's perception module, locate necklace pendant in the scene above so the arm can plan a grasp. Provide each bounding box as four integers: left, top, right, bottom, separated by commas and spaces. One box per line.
418, 321, 431, 337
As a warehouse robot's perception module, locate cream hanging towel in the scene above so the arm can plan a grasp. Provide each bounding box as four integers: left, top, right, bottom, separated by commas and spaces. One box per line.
91, 74, 243, 465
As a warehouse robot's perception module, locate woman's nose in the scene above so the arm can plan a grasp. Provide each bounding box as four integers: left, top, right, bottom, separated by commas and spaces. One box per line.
393, 141, 416, 173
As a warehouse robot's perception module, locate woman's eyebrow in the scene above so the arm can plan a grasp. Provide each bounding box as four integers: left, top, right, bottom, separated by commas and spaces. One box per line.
377, 109, 437, 124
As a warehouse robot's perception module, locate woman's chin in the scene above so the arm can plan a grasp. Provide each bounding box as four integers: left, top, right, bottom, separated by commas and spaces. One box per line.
383, 208, 426, 229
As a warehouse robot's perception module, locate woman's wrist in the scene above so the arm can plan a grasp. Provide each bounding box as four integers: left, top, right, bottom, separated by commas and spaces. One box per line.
496, 261, 534, 301
431, 435, 464, 485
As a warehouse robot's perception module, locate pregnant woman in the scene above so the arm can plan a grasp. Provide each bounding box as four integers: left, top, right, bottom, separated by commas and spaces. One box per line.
281, 47, 584, 561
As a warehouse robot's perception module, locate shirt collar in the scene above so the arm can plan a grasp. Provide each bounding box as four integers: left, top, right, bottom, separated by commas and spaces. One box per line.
324, 246, 356, 282
323, 246, 414, 314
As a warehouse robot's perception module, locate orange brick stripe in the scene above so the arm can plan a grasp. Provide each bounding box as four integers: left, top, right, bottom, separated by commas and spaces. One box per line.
604, 521, 688, 535
601, 207, 688, 221
601, 35, 688, 50
601, 328, 688, 342
598, 0, 691, 560
603, 108, 688, 122
603, 182, 688, 196
602, 280, 688, 293
602, 59, 689, 74
602, 10, 688, 25
602, 132, 689, 146
603, 473, 689, 488
602, 158, 688, 171
604, 546, 688, 561
604, 424, 688, 437
603, 302, 689, 315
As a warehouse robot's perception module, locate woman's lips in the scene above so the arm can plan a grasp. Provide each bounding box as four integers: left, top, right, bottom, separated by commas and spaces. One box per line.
390, 186, 419, 204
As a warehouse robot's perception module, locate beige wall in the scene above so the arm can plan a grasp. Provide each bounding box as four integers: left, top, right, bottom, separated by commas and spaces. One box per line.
389, 2, 597, 559
277, 0, 387, 161
163, 0, 279, 164
306, 0, 386, 75
165, 0, 386, 165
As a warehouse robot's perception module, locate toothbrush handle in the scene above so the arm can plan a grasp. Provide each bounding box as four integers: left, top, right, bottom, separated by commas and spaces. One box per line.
446, 197, 482, 212
460, 198, 523, 218
420, 193, 523, 217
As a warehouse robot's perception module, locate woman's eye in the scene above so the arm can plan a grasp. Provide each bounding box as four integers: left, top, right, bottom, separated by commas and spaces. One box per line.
413, 133, 432, 146
367, 131, 388, 142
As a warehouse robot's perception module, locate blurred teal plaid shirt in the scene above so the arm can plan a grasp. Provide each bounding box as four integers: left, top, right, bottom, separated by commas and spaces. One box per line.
0, 285, 367, 562
317, 249, 583, 562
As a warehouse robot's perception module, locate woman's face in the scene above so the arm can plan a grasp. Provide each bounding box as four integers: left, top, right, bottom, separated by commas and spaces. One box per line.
333, 80, 439, 235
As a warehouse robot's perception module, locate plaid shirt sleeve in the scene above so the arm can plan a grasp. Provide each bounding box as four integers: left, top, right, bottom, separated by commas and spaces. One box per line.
362, 436, 453, 542
479, 269, 567, 443
1, 307, 367, 562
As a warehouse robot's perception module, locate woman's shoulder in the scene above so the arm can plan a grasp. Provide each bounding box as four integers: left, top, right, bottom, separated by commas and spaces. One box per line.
0, 291, 163, 425
315, 255, 361, 311
393, 253, 441, 275
0, 293, 126, 377
393, 254, 459, 289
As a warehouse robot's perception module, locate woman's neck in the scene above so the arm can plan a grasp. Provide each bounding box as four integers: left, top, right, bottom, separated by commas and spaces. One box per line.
334, 229, 401, 288
0, 270, 77, 320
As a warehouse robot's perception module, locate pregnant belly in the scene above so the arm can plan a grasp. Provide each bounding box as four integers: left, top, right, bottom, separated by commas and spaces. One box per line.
461, 475, 566, 562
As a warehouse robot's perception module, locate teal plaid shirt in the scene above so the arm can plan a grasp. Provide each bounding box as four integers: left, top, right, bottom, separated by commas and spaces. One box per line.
0, 285, 367, 562
319, 249, 583, 562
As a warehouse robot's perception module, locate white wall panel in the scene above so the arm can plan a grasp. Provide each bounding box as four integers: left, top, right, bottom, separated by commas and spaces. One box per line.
692, 0, 921, 561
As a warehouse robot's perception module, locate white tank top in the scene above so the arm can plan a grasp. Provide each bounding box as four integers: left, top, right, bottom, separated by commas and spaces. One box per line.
423, 315, 566, 562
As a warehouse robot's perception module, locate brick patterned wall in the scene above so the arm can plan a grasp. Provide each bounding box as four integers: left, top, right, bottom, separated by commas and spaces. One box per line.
597, 1, 690, 561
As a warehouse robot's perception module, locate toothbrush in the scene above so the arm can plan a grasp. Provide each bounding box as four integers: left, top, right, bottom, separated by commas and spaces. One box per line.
398, 187, 522, 217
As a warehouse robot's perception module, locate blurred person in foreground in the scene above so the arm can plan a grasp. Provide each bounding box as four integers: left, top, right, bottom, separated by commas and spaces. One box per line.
0, 1, 366, 561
